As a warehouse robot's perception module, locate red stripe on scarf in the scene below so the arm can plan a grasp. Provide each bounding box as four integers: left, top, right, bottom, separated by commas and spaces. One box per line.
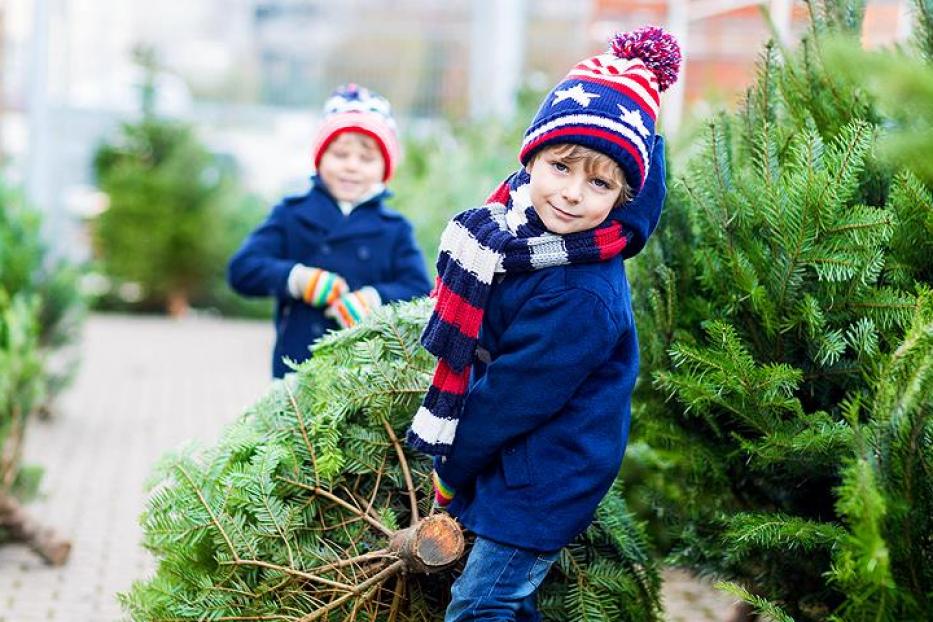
435, 282, 485, 339
593, 221, 628, 260
522, 126, 645, 182
433, 359, 471, 395
485, 179, 512, 205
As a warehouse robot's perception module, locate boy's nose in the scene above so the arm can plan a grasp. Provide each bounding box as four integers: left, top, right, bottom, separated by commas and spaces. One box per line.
561, 180, 583, 204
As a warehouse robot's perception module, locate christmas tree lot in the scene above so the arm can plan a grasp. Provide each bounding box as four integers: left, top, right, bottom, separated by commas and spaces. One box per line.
121, 0, 933, 618
623, 0, 933, 619
121, 300, 662, 621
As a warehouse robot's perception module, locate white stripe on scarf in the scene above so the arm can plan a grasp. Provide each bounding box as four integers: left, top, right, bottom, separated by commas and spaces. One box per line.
410, 406, 459, 445
439, 220, 503, 284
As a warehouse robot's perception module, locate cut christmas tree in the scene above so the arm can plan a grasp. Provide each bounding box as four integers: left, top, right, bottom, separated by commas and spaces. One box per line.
123, 300, 661, 621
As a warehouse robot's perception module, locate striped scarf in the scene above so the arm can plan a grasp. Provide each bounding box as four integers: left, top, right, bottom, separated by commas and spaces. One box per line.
406, 169, 630, 455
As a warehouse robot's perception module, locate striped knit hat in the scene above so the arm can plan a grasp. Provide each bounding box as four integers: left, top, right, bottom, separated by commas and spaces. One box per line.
312, 83, 401, 181
520, 27, 681, 197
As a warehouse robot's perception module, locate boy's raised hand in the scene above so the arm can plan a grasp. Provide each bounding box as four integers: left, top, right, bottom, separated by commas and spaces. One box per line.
324, 287, 382, 329
288, 264, 350, 307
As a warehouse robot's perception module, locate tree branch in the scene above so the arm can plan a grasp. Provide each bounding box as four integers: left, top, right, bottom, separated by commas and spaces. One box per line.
177, 464, 238, 561
222, 558, 353, 591
278, 476, 394, 537
381, 417, 419, 525
285, 382, 320, 484
297, 560, 406, 622
309, 549, 395, 575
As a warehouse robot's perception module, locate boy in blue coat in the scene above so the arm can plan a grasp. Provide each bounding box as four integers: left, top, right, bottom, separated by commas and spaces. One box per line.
406, 28, 681, 621
228, 84, 432, 378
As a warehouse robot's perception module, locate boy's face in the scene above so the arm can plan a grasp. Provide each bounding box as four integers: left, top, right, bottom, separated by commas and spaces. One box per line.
525, 145, 625, 235
318, 132, 385, 203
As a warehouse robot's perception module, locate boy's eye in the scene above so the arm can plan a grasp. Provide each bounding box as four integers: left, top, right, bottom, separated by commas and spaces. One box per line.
550, 161, 568, 173
592, 178, 610, 189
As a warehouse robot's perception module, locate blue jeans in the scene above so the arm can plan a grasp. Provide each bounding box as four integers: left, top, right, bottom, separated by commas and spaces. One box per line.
445, 536, 560, 622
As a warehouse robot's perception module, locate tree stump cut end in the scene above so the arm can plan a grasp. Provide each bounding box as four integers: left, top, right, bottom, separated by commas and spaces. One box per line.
390, 513, 464, 574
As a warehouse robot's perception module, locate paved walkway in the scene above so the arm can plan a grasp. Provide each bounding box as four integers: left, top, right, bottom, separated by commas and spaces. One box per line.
0, 314, 272, 622
0, 313, 737, 621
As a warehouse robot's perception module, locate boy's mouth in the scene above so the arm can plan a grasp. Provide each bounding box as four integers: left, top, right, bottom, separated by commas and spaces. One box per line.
334, 179, 366, 194
549, 202, 579, 220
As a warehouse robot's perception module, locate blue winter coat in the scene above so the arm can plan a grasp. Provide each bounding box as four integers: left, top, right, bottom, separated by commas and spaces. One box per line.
227, 178, 432, 378
435, 137, 666, 553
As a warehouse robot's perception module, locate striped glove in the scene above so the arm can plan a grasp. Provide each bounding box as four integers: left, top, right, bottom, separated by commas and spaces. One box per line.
324, 287, 382, 329
432, 470, 456, 508
288, 265, 349, 307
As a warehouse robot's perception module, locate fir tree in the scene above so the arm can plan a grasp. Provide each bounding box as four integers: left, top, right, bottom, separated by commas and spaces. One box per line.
123, 301, 661, 621
625, 4, 932, 618
0, 292, 44, 496
829, 292, 933, 620
0, 183, 85, 402
0, 182, 80, 564
92, 46, 261, 316
0, 290, 71, 564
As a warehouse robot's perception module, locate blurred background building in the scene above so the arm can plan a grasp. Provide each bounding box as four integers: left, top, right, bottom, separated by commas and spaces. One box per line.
0, 0, 912, 259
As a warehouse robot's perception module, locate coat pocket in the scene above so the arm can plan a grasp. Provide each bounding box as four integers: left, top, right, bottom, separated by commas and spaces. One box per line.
501, 439, 533, 488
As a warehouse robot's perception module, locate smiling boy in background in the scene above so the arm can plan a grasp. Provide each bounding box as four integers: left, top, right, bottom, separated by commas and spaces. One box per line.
228, 84, 432, 377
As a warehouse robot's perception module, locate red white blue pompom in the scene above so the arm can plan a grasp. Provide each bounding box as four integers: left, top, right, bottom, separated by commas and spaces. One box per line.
609, 26, 682, 92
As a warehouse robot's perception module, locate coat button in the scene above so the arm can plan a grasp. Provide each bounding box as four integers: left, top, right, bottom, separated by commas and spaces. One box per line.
475, 347, 492, 364
357, 246, 370, 260
320, 244, 331, 255
312, 322, 323, 334
505, 446, 516, 455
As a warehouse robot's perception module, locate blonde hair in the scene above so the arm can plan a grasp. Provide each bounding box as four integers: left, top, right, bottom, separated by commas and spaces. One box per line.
531, 144, 633, 206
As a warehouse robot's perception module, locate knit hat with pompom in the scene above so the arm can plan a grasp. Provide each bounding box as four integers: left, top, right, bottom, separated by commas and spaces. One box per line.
519, 27, 681, 198
312, 83, 401, 181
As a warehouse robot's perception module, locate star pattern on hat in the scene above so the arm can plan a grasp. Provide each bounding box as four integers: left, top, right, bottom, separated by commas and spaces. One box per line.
618, 105, 650, 138
551, 83, 600, 108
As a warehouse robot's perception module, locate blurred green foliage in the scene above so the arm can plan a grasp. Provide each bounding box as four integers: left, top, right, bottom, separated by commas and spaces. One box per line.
0, 291, 44, 501
823, 37, 933, 186
92, 47, 271, 318
0, 179, 85, 517
92, 118, 269, 317
0, 182, 85, 401
389, 88, 544, 269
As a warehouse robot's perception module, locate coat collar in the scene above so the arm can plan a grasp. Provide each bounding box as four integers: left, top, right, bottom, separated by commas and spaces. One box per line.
292, 177, 395, 241
310, 175, 393, 213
